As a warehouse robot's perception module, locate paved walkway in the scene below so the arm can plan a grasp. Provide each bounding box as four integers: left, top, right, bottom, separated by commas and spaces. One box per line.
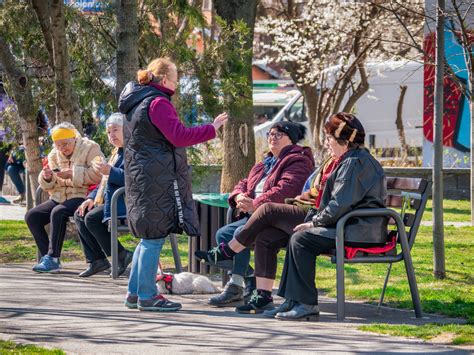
0, 196, 26, 221
0, 262, 469, 354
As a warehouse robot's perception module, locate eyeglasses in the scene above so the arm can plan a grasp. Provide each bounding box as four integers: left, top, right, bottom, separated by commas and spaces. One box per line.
266, 132, 287, 140
55, 140, 75, 150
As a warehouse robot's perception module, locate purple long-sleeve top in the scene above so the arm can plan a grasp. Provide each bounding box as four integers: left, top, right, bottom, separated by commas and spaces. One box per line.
148, 83, 216, 147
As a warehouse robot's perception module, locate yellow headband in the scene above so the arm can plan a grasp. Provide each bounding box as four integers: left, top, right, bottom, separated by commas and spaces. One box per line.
52, 128, 76, 142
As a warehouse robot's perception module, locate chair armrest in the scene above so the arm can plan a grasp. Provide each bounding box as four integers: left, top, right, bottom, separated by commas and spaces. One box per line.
35, 186, 44, 206
226, 206, 236, 224
335, 208, 407, 261
110, 187, 126, 232
110, 186, 126, 279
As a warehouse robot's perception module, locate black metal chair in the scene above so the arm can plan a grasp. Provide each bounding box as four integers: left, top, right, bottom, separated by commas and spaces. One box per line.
333, 177, 431, 320
109, 187, 182, 279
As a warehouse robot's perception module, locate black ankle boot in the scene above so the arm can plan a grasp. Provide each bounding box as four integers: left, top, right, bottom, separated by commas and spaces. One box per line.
208, 282, 244, 307
79, 258, 111, 278
117, 250, 134, 277
236, 289, 274, 314
243, 275, 256, 302
195, 243, 236, 266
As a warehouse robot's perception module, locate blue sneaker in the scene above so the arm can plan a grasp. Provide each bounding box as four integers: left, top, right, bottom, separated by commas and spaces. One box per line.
124, 294, 138, 309
32, 256, 45, 271
32, 255, 61, 273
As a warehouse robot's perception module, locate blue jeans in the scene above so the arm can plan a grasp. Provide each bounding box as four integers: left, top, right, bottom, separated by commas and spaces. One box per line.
215, 217, 250, 277
6, 164, 25, 194
127, 238, 166, 301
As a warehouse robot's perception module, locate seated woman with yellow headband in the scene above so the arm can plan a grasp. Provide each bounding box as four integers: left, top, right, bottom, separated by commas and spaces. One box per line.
25, 122, 104, 273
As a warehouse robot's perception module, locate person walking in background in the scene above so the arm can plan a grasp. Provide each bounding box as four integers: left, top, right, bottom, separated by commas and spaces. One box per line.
5, 147, 26, 204
119, 57, 227, 312
74, 113, 133, 278
25, 122, 104, 273
0, 141, 11, 204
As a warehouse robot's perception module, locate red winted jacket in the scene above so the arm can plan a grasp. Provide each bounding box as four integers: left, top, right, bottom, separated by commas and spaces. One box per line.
228, 145, 315, 210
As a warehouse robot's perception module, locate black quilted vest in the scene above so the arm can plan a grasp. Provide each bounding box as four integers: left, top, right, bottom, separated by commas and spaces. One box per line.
118, 82, 200, 239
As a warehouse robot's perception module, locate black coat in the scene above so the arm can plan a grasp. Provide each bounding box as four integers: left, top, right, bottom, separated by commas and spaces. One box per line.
118, 82, 200, 239
307, 147, 387, 244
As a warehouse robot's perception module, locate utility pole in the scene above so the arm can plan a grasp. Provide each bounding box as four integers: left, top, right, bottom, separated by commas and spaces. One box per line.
433, 0, 446, 279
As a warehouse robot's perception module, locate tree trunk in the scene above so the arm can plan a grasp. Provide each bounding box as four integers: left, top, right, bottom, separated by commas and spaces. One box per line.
116, 0, 139, 101
0, 36, 42, 200
341, 63, 370, 113
31, 0, 82, 130
214, 0, 257, 192
300, 84, 322, 154
395, 85, 409, 161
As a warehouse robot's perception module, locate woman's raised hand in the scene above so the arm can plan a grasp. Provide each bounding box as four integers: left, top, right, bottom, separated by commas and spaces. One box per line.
212, 112, 228, 131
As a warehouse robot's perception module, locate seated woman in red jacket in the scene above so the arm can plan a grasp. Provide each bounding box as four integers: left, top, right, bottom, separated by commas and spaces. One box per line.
195, 121, 314, 307
196, 155, 334, 314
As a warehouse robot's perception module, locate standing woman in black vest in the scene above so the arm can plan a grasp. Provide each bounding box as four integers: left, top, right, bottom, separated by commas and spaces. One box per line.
118, 58, 227, 312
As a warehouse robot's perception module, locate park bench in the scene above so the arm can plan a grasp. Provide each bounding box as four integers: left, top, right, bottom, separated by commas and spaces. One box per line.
214, 176, 431, 321
332, 176, 431, 320
35, 186, 183, 278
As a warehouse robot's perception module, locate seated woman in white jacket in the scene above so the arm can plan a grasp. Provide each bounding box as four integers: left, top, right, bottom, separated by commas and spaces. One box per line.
26, 122, 104, 273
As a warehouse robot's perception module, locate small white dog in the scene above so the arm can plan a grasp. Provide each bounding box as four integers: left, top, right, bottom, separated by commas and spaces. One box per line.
156, 272, 218, 295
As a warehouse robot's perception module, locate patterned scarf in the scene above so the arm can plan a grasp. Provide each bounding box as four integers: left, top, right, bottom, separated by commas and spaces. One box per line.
314, 154, 344, 209
94, 147, 119, 206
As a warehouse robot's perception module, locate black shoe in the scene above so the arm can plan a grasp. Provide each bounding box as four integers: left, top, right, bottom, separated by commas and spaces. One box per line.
236, 290, 274, 314
243, 275, 256, 302
275, 303, 320, 321
79, 258, 111, 278
263, 299, 296, 318
195, 243, 234, 267
208, 282, 244, 307
118, 250, 134, 277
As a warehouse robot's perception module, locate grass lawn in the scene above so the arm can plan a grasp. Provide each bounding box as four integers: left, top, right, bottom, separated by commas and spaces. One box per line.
0, 201, 473, 346
422, 200, 471, 222
0, 340, 64, 354
0, 220, 187, 269
359, 323, 474, 346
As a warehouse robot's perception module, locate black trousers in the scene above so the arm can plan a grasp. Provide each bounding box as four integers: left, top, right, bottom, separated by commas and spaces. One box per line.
277, 229, 379, 305
73, 205, 125, 263
25, 198, 84, 257
235, 202, 306, 279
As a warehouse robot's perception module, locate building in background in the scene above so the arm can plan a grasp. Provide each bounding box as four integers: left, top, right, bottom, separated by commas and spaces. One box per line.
423, 0, 472, 168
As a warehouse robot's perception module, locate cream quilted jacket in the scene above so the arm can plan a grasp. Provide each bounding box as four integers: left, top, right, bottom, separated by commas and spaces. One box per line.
38, 137, 104, 203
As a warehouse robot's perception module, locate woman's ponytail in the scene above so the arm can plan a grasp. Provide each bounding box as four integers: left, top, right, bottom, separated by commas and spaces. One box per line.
137, 58, 175, 85
137, 69, 153, 85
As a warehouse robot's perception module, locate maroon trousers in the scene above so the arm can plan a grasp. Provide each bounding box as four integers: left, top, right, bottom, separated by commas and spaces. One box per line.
234, 202, 306, 279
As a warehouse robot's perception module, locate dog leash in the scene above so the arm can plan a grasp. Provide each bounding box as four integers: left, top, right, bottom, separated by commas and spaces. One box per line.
156, 262, 174, 294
